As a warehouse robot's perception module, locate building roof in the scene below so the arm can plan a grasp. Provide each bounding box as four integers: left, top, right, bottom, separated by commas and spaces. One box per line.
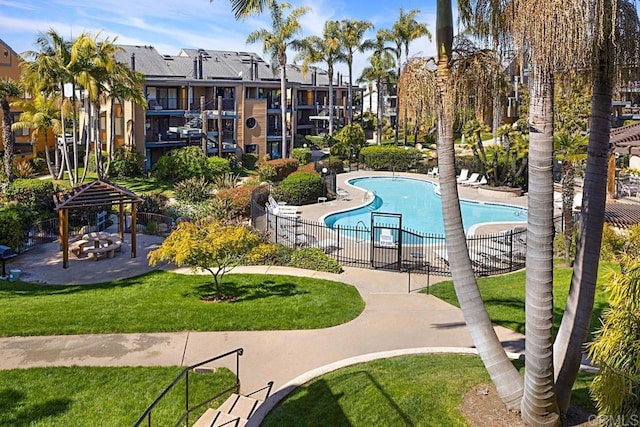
611, 121, 640, 155
54, 180, 143, 211
115, 44, 343, 87
605, 202, 640, 228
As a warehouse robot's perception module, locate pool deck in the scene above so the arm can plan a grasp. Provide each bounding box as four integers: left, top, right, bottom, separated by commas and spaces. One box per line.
300, 170, 530, 235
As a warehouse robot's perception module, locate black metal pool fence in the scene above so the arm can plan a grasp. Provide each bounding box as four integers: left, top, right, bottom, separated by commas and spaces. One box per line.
251, 187, 535, 277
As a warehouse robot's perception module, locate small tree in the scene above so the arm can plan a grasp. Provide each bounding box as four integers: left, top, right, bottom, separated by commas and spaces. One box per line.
148, 219, 262, 300
587, 255, 640, 425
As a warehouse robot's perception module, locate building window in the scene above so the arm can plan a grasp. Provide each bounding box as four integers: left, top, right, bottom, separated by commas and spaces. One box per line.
246, 117, 257, 129
245, 144, 258, 154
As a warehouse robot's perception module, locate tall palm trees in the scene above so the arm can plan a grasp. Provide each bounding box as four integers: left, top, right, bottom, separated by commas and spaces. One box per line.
433, 0, 525, 411
360, 30, 396, 145
294, 20, 345, 137
0, 79, 23, 182
338, 20, 373, 125
247, 1, 308, 158
385, 8, 431, 144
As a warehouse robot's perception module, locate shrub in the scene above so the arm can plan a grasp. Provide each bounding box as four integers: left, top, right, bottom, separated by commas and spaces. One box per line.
296, 162, 318, 174
216, 184, 258, 219
87, 150, 109, 173
257, 164, 276, 182
15, 160, 34, 178
109, 149, 144, 179
174, 177, 214, 203
259, 158, 299, 182
292, 148, 312, 165
5, 179, 55, 216
0, 203, 36, 250
319, 157, 345, 174
360, 146, 422, 171
587, 256, 640, 425
151, 147, 229, 182
241, 153, 259, 169
139, 192, 169, 215
245, 243, 292, 265
30, 154, 48, 175
208, 156, 232, 177
167, 201, 214, 220
212, 173, 239, 190
330, 123, 368, 160
288, 247, 342, 273
272, 171, 324, 205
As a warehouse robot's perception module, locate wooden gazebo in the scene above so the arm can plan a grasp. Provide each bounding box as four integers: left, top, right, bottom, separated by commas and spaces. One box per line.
53, 180, 144, 268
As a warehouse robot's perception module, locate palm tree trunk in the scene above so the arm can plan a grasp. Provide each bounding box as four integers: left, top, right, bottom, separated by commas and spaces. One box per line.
561, 161, 575, 267
521, 65, 560, 427
2, 102, 15, 182
93, 100, 103, 179
72, 84, 79, 181
42, 133, 55, 177
347, 63, 353, 125
280, 63, 288, 158
376, 77, 382, 145
553, 7, 612, 411
328, 66, 335, 136
435, 0, 523, 411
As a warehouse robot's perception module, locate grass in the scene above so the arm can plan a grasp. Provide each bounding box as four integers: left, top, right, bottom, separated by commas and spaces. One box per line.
0, 365, 236, 426
427, 260, 615, 339
112, 176, 174, 197
263, 354, 596, 426
0, 272, 364, 336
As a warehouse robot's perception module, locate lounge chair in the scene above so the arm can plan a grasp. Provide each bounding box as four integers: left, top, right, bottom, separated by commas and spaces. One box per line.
272, 205, 300, 218
456, 169, 469, 183
459, 173, 480, 186
468, 176, 488, 187
336, 188, 351, 200
428, 167, 439, 178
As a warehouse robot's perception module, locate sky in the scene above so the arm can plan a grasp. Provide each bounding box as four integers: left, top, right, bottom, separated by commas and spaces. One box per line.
0, 0, 439, 80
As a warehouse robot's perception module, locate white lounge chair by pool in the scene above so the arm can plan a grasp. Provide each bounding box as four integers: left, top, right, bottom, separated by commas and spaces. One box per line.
468, 176, 488, 187
456, 169, 469, 183
460, 173, 480, 186
428, 167, 439, 178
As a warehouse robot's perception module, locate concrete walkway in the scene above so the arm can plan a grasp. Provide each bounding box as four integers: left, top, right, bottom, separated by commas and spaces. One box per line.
0, 257, 524, 394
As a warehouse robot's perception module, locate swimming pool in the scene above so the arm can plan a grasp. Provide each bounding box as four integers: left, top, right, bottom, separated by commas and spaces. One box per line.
324, 177, 527, 235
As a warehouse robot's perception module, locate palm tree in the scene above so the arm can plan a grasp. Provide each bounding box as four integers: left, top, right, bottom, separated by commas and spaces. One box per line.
360, 30, 396, 145
22, 29, 74, 179
11, 93, 62, 177
294, 20, 344, 137
338, 20, 373, 125
553, 0, 640, 413
385, 8, 431, 144
433, 0, 524, 411
553, 131, 587, 267
247, 1, 308, 158
0, 79, 22, 182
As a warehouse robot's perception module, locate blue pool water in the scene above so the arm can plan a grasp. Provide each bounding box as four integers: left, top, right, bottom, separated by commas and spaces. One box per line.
324, 177, 527, 234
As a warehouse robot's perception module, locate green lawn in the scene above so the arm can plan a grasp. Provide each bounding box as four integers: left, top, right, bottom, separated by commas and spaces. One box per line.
263, 354, 596, 426
0, 272, 364, 336
113, 176, 174, 197
0, 366, 236, 426
428, 261, 615, 339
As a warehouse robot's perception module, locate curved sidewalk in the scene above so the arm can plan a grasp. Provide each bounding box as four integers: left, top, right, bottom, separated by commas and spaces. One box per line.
0, 265, 524, 394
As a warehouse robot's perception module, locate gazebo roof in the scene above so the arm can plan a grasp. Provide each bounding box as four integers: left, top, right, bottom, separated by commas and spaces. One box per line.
611, 122, 640, 155
54, 180, 143, 210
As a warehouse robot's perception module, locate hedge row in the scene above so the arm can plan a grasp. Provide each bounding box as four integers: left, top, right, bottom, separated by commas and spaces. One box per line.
360, 146, 423, 171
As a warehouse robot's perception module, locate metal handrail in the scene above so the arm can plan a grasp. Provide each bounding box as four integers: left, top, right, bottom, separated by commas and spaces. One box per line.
134, 348, 244, 427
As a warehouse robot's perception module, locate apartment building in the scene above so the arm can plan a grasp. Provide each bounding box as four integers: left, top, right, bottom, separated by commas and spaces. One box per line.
114, 45, 362, 168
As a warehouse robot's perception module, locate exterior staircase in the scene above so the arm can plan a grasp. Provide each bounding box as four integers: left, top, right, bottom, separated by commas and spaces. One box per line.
193, 393, 262, 427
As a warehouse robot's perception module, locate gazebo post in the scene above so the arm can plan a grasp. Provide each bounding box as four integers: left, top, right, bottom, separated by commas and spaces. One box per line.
131, 202, 137, 258
59, 208, 69, 268
119, 203, 125, 239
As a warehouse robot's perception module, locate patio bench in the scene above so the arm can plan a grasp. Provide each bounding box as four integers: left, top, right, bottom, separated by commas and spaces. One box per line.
85, 241, 122, 260
69, 239, 90, 257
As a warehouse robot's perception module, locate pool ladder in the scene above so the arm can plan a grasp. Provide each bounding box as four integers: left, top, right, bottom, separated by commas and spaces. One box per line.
355, 220, 369, 242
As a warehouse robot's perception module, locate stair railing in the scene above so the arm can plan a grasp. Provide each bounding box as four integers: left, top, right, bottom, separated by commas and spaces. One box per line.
134, 347, 244, 427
